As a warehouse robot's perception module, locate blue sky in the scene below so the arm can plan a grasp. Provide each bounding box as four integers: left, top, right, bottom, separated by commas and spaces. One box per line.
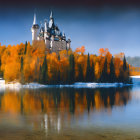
0, 6, 140, 56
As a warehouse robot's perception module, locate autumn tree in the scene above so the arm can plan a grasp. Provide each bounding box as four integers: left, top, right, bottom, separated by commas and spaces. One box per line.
0, 42, 131, 84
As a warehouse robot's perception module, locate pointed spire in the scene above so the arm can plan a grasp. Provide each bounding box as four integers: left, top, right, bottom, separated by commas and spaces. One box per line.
33, 13, 37, 25
50, 11, 53, 19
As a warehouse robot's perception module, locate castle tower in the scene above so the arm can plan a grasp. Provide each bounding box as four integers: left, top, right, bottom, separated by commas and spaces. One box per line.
31, 11, 71, 53
44, 20, 48, 39
67, 38, 71, 49
31, 13, 39, 41
62, 32, 66, 41
44, 20, 50, 50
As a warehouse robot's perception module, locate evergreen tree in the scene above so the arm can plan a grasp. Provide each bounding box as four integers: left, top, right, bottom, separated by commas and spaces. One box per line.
100, 57, 108, 82
90, 61, 95, 82
68, 54, 75, 84
39, 65, 42, 83
0, 57, 1, 69
51, 67, 58, 84
77, 64, 84, 82
118, 68, 124, 83
109, 57, 116, 82
58, 53, 60, 61
0, 57, 3, 78
24, 41, 27, 55
40, 55, 48, 84
21, 57, 24, 72
86, 53, 91, 82
122, 55, 131, 83
123, 55, 127, 72
57, 70, 61, 84
20, 56, 24, 84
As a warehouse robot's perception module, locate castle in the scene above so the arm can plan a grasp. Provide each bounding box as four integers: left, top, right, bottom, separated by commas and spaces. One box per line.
31, 11, 71, 53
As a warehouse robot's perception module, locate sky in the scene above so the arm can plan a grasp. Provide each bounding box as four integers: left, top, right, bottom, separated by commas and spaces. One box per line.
0, 0, 140, 56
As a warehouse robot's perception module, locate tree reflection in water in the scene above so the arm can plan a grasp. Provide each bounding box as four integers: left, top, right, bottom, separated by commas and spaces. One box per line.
0, 87, 132, 132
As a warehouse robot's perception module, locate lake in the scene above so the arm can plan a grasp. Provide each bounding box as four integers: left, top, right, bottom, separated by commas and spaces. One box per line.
0, 84, 140, 140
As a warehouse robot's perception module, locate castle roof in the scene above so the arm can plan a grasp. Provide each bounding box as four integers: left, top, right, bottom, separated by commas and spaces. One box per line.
32, 13, 39, 29
33, 11, 70, 42
50, 11, 53, 19
33, 13, 37, 25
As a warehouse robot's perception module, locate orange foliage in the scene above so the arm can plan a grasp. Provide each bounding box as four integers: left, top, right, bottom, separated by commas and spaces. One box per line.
98, 48, 109, 56
129, 66, 140, 76
75, 46, 85, 54
0, 42, 128, 83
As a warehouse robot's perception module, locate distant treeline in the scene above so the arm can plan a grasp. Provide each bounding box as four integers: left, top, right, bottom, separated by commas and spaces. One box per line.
0, 41, 132, 84
126, 56, 140, 67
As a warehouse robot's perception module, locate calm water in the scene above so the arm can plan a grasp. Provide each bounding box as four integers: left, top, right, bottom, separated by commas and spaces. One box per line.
0, 85, 140, 139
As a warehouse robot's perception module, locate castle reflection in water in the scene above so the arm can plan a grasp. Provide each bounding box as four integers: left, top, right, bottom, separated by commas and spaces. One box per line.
0, 87, 132, 132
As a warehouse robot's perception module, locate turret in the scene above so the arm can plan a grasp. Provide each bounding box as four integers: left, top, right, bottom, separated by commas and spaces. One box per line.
44, 20, 48, 32
67, 38, 71, 49
40, 21, 44, 33
49, 11, 55, 28
31, 13, 39, 41
44, 20, 49, 40
62, 32, 66, 41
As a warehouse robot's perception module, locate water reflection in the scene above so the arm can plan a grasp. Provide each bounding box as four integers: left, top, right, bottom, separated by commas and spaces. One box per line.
0, 87, 132, 132
0, 87, 132, 115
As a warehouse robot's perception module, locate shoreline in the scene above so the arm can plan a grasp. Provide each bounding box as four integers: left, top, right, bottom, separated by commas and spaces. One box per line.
1, 75, 140, 89
0, 82, 132, 89
0, 76, 137, 89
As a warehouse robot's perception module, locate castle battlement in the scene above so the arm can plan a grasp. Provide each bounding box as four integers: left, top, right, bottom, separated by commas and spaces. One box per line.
31, 11, 71, 53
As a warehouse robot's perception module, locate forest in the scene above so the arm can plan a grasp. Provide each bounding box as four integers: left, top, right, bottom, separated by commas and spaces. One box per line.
0, 41, 132, 84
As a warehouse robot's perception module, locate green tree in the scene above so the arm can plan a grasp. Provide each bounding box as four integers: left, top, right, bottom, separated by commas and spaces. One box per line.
123, 55, 127, 72
86, 53, 91, 82
77, 64, 84, 82
20, 56, 24, 84
109, 57, 116, 82
122, 55, 131, 83
0, 57, 3, 78
90, 61, 95, 82
24, 41, 27, 55
57, 70, 61, 84
39, 65, 42, 83
100, 57, 108, 82
68, 54, 75, 84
